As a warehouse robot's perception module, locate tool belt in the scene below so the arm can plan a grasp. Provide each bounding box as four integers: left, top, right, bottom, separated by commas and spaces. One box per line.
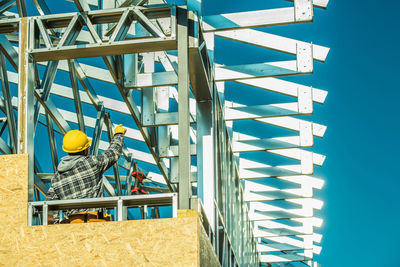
66, 211, 111, 224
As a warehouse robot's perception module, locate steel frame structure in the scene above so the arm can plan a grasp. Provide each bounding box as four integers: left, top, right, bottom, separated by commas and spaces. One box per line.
0, 0, 330, 266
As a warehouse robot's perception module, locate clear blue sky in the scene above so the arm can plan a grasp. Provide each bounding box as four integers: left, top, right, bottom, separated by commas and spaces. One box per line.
15, 0, 400, 266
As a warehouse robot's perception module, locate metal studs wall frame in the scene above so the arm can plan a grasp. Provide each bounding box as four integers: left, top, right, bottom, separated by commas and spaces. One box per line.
0, 0, 330, 266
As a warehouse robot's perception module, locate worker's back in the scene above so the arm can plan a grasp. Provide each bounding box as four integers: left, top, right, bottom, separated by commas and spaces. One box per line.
51, 155, 105, 199
47, 126, 126, 221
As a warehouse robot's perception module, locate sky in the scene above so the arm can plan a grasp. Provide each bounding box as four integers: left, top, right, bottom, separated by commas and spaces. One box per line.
5, 0, 400, 266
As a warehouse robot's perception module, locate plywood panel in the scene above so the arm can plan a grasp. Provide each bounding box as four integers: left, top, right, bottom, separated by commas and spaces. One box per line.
22, 218, 199, 266
0, 154, 219, 267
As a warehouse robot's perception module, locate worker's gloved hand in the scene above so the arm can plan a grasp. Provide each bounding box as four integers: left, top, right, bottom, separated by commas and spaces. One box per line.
114, 124, 127, 136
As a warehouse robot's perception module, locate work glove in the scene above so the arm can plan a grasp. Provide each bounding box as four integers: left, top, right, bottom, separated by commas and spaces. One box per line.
114, 124, 127, 136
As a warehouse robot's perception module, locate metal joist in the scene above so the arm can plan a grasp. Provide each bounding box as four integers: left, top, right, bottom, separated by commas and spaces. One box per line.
0, 0, 16, 15
133, 8, 165, 38
73, 60, 101, 109
32, 0, 52, 16
244, 180, 313, 199
15, 0, 27, 18
0, 18, 19, 34
260, 254, 311, 263
215, 60, 310, 82
109, 9, 134, 42
45, 112, 58, 172
33, 60, 59, 130
250, 210, 313, 221
257, 242, 310, 252
35, 17, 53, 47
104, 113, 122, 196
73, 0, 91, 12
0, 136, 11, 154
0, 52, 17, 153
133, 71, 177, 88
67, 59, 85, 132
233, 137, 309, 153
203, 4, 313, 33
33, 90, 72, 134
253, 116, 326, 138
90, 102, 105, 155
254, 222, 313, 237
224, 103, 311, 121
125, 156, 136, 195
215, 28, 328, 62
118, 0, 147, 8
56, 13, 84, 48
32, 36, 177, 62
0, 34, 18, 70
34, 173, 49, 197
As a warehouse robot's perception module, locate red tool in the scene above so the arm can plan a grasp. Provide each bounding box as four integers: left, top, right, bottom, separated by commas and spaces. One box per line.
131, 171, 148, 195
130, 167, 160, 219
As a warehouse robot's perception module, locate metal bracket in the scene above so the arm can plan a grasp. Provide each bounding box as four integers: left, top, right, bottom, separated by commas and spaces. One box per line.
296, 42, 313, 73
295, 0, 313, 22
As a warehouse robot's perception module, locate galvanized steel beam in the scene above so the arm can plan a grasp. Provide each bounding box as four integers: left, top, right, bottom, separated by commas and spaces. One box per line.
0, 34, 18, 70
177, 6, 191, 209
17, 17, 35, 201
67, 59, 86, 132
0, 52, 17, 153
0, 0, 16, 15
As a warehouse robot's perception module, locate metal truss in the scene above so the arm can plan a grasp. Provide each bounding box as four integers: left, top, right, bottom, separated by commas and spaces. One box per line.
0, 0, 330, 266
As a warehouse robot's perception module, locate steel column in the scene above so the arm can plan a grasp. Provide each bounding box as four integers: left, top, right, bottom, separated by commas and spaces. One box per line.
17, 17, 35, 201
177, 6, 190, 209
196, 100, 214, 230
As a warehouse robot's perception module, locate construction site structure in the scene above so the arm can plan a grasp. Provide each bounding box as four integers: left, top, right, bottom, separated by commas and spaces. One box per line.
0, 0, 330, 266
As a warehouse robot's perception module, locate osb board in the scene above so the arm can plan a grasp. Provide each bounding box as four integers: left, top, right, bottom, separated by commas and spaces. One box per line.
0, 154, 28, 224
0, 154, 215, 267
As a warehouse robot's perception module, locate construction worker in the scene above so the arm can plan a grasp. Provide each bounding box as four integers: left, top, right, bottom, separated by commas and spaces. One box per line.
47, 124, 127, 223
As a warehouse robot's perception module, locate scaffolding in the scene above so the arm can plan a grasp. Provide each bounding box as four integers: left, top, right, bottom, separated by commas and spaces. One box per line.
0, 0, 330, 266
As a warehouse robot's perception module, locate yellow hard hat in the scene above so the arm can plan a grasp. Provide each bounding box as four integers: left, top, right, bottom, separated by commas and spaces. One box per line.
62, 130, 91, 153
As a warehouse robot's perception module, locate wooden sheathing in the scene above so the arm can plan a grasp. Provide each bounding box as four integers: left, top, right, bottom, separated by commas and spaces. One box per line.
0, 154, 219, 267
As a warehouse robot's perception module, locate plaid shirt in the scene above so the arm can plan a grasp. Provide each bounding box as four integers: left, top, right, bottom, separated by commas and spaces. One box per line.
47, 134, 124, 221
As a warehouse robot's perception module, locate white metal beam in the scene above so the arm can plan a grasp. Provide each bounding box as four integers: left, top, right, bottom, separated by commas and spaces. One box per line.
203, 7, 308, 32
260, 254, 311, 263
215, 60, 309, 82
215, 28, 329, 62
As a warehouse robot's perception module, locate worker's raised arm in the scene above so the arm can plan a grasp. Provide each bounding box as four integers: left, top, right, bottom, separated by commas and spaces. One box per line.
95, 124, 126, 173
